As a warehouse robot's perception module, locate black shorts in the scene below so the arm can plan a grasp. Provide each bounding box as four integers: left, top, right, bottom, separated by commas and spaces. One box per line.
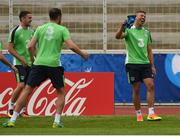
125, 64, 153, 84
15, 65, 31, 83
26, 65, 65, 89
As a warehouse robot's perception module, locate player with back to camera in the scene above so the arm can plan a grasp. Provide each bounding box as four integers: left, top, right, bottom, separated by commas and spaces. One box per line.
3, 8, 88, 128
115, 10, 162, 122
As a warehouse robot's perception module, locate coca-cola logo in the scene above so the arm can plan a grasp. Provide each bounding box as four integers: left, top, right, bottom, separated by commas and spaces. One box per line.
0, 78, 93, 116
0, 87, 13, 115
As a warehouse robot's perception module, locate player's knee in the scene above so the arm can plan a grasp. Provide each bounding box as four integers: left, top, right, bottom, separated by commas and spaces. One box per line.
56, 88, 66, 96
24, 85, 34, 95
17, 83, 25, 90
132, 85, 140, 93
147, 82, 154, 91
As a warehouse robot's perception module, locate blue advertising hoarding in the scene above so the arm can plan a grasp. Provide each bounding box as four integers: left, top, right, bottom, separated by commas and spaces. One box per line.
0, 53, 180, 103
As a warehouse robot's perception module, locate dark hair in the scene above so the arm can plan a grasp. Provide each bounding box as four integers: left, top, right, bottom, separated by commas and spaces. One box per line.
136, 10, 146, 14
19, 11, 31, 21
49, 8, 62, 20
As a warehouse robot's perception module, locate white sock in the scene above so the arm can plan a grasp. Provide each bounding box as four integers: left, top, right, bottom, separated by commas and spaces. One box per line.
8, 101, 14, 110
10, 111, 19, 122
136, 110, 142, 116
54, 113, 61, 124
148, 107, 155, 115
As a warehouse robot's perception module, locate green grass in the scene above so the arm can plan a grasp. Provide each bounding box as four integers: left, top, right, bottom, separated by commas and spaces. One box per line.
1, 115, 180, 135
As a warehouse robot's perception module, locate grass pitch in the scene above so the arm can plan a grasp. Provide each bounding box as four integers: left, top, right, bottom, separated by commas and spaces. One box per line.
1, 115, 180, 135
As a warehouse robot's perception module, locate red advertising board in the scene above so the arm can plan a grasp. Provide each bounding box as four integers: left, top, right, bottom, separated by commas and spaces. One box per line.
0, 72, 114, 116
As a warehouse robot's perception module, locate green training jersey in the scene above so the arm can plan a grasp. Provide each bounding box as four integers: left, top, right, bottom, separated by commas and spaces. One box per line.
124, 26, 152, 64
8, 25, 34, 66
33, 22, 70, 67
0, 40, 2, 51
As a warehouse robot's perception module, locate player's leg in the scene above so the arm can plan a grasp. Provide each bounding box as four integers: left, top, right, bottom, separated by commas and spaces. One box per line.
12, 85, 34, 118
9, 83, 24, 105
132, 82, 143, 121
52, 87, 66, 128
56, 88, 65, 114
48, 66, 65, 128
3, 85, 35, 127
142, 65, 162, 121
8, 65, 25, 117
143, 78, 154, 108
143, 78, 161, 121
126, 64, 143, 121
8, 83, 24, 117
3, 65, 46, 127
19, 66, 32, 117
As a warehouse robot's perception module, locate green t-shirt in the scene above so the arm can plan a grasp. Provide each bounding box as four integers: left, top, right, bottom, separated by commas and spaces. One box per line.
0, 41, 2, 51
124, 26, 152, 64
33, 22, 70, 67
8, 25, 34, 65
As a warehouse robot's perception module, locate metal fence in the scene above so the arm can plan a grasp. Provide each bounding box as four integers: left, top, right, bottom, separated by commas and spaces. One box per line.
0, 0, 180, 52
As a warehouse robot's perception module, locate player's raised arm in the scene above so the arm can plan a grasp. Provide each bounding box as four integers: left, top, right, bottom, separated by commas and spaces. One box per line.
115, 20, 127, 39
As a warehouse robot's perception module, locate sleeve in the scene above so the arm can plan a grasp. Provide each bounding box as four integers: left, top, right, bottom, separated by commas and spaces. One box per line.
31, 29, 35, 37
124, 28, 129, 38
33, 27, 40, 39
148, 31, 152, 45
62, 27, 71, 42
8, 26, 19, 43
8, 30, 14, 43
0, 41, 2, 51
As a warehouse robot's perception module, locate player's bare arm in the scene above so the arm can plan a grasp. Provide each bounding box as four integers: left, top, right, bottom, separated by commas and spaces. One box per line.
147, 45, 156, 75
0, 52, 18, 73
115, 20, 127, 39
65, 39, 89, 60
28, 36, 37, 63
7, 42, 28, 67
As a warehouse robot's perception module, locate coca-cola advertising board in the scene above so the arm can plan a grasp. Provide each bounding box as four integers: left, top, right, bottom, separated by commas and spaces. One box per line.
0, 72, 114, 116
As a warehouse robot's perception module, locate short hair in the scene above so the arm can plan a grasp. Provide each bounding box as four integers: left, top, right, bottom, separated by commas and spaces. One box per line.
19, 11, 32, 21
136, 10, 146, 14
49, 8, 62, 20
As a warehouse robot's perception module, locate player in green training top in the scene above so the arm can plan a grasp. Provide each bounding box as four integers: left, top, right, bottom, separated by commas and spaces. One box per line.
7, 11, 34, 118
3, 8, 88, 128
0, 40, 17, 72
115, 10, 162, 122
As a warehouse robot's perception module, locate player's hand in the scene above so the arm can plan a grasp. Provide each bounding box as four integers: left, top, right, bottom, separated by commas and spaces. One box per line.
82, 51, 89, 60
11, 65, 18, 73
151, 66, 156, 75
122, 20, 127, 27
20, 57, 28, 67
